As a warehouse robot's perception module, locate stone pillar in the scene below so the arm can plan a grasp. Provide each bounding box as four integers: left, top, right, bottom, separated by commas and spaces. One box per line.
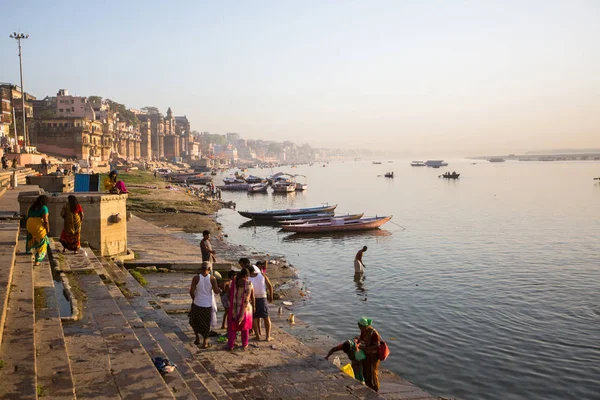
18, 192, 128, 256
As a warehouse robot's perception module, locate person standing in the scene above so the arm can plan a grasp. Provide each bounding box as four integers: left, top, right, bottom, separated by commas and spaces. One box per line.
59, 195, 84, 253
248, 265, 274, 341
227, 267, 254, 351
354, 246, 368, 273
357, 317, 381, 392
26, 195, 50, 266
1, 154, 7, 170
200, 230, 216, 268
189, 262, 221, 348
220, 270, 237, 330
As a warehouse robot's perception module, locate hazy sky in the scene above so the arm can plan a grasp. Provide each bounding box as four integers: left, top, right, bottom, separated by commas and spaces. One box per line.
2, 0, 599, 155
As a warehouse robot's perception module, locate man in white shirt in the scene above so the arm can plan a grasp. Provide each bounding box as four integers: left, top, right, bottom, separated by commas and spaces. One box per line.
248, 265, 274, 341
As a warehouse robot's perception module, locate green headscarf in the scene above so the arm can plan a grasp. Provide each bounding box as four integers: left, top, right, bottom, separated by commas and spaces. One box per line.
358, 317, 372, 327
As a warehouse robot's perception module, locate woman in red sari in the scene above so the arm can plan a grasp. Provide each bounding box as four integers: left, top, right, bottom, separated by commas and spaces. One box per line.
60, 195, 84, 253
227, 267, 255, 350
358, 317, 381, 392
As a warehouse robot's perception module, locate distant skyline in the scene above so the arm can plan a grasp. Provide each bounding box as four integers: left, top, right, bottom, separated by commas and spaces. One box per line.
2, 0, 599, 156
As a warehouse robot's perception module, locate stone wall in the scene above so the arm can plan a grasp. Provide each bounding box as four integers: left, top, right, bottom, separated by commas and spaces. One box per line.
18, 192, 127, 256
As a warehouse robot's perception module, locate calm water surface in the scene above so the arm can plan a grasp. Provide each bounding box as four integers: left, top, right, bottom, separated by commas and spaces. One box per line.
215, 160, 600, 400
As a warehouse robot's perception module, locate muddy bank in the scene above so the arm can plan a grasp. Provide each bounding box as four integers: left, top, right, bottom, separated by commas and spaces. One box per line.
123, 169, 305, 302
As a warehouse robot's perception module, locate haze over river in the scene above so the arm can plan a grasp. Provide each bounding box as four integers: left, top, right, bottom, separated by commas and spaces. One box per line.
215, 159, 600, 400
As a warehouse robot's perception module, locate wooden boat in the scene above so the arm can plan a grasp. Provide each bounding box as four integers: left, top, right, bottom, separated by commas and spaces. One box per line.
245, 175, 265, 184
384, 172, 394, 178
273, 212, 336, 221
279, 213, 364, 225
223, 177, 246, 185
247, 183, 268, 193
410, 161, 426, 167
281, 216, 393, 233
272, 182, 296, 193
441, 172, 460, 179
187, 176, 212, 184
217, 183, 249, 191
238, 204, 337, 220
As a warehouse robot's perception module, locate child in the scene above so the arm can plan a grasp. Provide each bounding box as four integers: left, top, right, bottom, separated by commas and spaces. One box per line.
220, 270, 237, 329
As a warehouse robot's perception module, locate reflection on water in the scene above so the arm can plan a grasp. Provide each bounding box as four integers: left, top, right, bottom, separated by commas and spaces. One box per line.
281, 228, 394, 242
217, 160, 600, 400
354, 272, 367, 301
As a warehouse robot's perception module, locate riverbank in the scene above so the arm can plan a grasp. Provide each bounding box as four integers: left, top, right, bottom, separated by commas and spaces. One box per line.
122, 168, 443, 399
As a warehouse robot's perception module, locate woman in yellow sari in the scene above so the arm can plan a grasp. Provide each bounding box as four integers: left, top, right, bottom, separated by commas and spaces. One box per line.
26, 195, 50, 266
60, 195, 84, 253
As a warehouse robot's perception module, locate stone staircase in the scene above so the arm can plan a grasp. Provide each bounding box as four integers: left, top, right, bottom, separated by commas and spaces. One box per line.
0, 168, 37, 199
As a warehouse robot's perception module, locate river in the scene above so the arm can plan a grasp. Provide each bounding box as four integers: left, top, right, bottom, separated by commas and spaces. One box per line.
214, 159, 600, 400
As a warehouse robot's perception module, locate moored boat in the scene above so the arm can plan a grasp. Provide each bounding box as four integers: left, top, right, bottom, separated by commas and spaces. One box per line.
488, 158, 506, 163
218, 183, 250, 191
279, 213, 364, 225
273, 212, 336, 221
245, 175, 265, 184
223, 177, 246, 185
247, 183, 268, 193
281, 215, 392, 233
272, 181, 296, 193
410, 161, 426, 167
238, 204, 338, 220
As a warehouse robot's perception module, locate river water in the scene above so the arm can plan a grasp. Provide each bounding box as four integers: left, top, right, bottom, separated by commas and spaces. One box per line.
215, 159, 600, 400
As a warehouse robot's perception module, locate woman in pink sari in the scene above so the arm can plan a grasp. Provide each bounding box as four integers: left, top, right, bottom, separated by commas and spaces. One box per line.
227, 267, 254, 350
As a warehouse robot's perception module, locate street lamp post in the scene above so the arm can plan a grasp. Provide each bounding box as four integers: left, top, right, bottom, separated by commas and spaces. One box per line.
9, 32, 29, 149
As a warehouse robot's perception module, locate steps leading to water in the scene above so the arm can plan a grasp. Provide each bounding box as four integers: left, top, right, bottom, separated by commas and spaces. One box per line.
33, 249, 76, 399
0, 244, 37, 399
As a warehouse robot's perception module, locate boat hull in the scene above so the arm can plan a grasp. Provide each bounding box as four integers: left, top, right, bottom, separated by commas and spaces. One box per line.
238, 205, 337, 220
279, 213, 364, 225
281, 216, 392, 233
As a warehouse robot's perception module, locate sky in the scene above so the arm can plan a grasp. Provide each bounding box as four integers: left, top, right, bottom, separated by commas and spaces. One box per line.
2, 0, 599, 156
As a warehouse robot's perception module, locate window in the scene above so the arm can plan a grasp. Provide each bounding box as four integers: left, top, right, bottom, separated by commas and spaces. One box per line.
59, 108, 63, 112
71, 99, 74, 104
72, 107, 74, 111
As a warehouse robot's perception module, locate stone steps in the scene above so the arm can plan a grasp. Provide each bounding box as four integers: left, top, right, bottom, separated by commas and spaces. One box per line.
88, 255, 204, 400
0, 244, 37, 399
55, 246, 176, 399
0, 223, 19, 346
99, 257, 232, 399
33, 250, 76, 399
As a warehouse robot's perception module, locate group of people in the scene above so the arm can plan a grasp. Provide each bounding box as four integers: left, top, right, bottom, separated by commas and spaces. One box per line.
1, 154, 17, 170
189, 230, 274, 351
25, 194, 84, 265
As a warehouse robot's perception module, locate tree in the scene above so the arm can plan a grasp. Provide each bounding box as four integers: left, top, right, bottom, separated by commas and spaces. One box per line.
141, 106, 161, 116
106, 99, 139, 127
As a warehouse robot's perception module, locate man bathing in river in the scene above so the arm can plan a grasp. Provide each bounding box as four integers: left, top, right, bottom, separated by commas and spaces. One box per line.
355, 246, 367, 273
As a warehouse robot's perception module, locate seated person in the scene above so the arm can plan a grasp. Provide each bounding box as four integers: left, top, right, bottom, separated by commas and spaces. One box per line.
104, 170, 129, 194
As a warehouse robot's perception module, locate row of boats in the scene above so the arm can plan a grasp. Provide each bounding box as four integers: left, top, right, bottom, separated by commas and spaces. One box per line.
220, 172, 308, 193
238, 204, 392, 233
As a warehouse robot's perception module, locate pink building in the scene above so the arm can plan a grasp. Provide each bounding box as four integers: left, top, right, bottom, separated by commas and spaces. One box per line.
55, 89, 95, 120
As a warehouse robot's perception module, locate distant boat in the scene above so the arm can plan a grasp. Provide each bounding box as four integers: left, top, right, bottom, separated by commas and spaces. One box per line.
410, 161, 426, 167
247, 183, 268, 193
217, 183, 249, 191
425, 160, 448, 168
238, 205, 338, 221
281, 216, 392, 233
223, 177, 246, 185
384, 172, 394, 178
272, 182, 296, 193
488, 158, 506, 163
440, 172, 460, 179
245, 175, 265, 184
372, 161, 383, 165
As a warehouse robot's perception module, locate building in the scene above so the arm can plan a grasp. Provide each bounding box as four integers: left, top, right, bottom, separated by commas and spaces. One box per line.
31, 117, 107, 163
0, 83, 36, 145
55, 89, 95, 120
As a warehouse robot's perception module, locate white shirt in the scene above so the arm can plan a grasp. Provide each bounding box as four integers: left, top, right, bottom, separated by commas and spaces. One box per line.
248, 270, 267, 298
193, 273, 214, 307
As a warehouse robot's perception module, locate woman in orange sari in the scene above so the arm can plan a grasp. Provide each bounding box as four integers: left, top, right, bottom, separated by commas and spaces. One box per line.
26, 195, 50, 266
358, 317, 381, 392
60, 195, 84, 253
